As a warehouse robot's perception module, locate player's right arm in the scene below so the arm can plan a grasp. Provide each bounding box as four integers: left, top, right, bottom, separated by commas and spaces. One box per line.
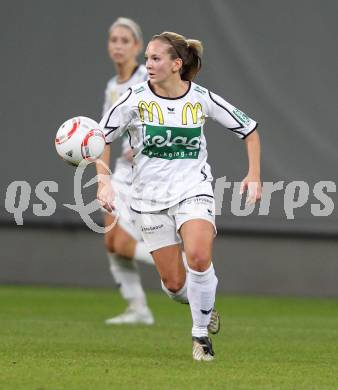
96, 88, 135, 212
96, 144, 114, 212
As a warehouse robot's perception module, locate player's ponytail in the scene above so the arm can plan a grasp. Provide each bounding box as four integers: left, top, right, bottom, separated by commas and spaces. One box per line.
184, 39, 203, 81
151, 32, 203, 81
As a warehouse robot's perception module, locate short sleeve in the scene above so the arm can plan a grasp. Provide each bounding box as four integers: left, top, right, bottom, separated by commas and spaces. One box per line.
207, 91, 258, 139
99, 88, 134, 144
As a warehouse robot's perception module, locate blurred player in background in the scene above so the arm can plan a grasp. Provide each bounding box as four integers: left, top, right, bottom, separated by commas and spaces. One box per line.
98, 31, 261, 361
99, 17, 154, 325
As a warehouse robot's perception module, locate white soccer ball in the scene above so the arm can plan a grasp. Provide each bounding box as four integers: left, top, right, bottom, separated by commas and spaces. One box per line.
55, 116, 106, 166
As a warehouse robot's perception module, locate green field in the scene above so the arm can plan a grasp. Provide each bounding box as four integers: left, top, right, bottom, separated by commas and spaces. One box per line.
1, 286, 338, 389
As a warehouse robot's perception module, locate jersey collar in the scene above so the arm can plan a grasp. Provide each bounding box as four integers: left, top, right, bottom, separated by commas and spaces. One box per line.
147, 80, 191, 100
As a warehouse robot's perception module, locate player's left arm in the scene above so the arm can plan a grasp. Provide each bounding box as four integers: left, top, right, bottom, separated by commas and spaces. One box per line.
206, 90, 261, 204
240, 130, 262, 204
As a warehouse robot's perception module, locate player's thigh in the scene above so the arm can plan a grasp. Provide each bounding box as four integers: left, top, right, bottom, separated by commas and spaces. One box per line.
135, 211, 185, 289
179, 219, 215, 271
113, 223, 137, 258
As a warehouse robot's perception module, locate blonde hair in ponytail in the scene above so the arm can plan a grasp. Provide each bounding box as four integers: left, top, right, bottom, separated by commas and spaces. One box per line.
151, 32, 203, 81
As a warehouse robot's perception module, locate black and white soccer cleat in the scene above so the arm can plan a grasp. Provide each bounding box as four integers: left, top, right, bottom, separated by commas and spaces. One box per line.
207, 308, 220, 335
192, 336, 215, 361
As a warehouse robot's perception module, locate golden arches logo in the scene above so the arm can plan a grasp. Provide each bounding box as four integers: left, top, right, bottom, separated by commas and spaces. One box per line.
138, 101, 164, 125
182, 102, 204, 125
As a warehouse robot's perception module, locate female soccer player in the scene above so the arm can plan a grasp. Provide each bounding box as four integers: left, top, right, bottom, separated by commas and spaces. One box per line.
97, 32, 261, 360
98, 17, 154, 325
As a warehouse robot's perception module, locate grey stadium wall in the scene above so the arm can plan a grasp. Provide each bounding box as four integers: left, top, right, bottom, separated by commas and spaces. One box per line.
1, 0, 338, 297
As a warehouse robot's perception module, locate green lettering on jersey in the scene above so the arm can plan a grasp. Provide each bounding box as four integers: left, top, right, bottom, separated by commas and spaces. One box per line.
142, 124, 201, 160
232, 108, 251, 126
193, 85, 207, 95
134, 86, 145, 94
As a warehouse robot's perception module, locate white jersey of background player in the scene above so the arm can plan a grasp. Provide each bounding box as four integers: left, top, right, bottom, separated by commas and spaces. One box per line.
99, 18, 154, 326
103, 64, 147, 185
98, 32, 262, 361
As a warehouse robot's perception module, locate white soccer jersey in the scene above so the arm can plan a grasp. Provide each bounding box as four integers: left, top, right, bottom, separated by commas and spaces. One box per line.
100, 81, 258, 212
103, 65, 148, 184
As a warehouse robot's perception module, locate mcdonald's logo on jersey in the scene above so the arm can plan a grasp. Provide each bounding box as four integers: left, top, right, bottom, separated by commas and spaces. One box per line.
182, 102, 204, 125
138, 101, 164, 125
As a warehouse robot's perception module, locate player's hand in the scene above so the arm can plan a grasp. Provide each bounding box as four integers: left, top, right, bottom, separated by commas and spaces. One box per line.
240, 176, 262, 205
97, 175, 115, 213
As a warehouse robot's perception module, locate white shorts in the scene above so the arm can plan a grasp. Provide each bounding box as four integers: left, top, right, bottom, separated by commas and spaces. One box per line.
108, 178, 141, 241
135, 185, 216, 252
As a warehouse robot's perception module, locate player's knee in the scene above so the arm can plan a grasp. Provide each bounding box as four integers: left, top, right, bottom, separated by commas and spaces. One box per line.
161, 277, 184, 293
186, 249, 210, 272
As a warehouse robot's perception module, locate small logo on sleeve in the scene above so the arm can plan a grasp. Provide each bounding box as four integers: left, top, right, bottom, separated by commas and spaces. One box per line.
134, 86, 145, 94
232, 108, 251, 126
